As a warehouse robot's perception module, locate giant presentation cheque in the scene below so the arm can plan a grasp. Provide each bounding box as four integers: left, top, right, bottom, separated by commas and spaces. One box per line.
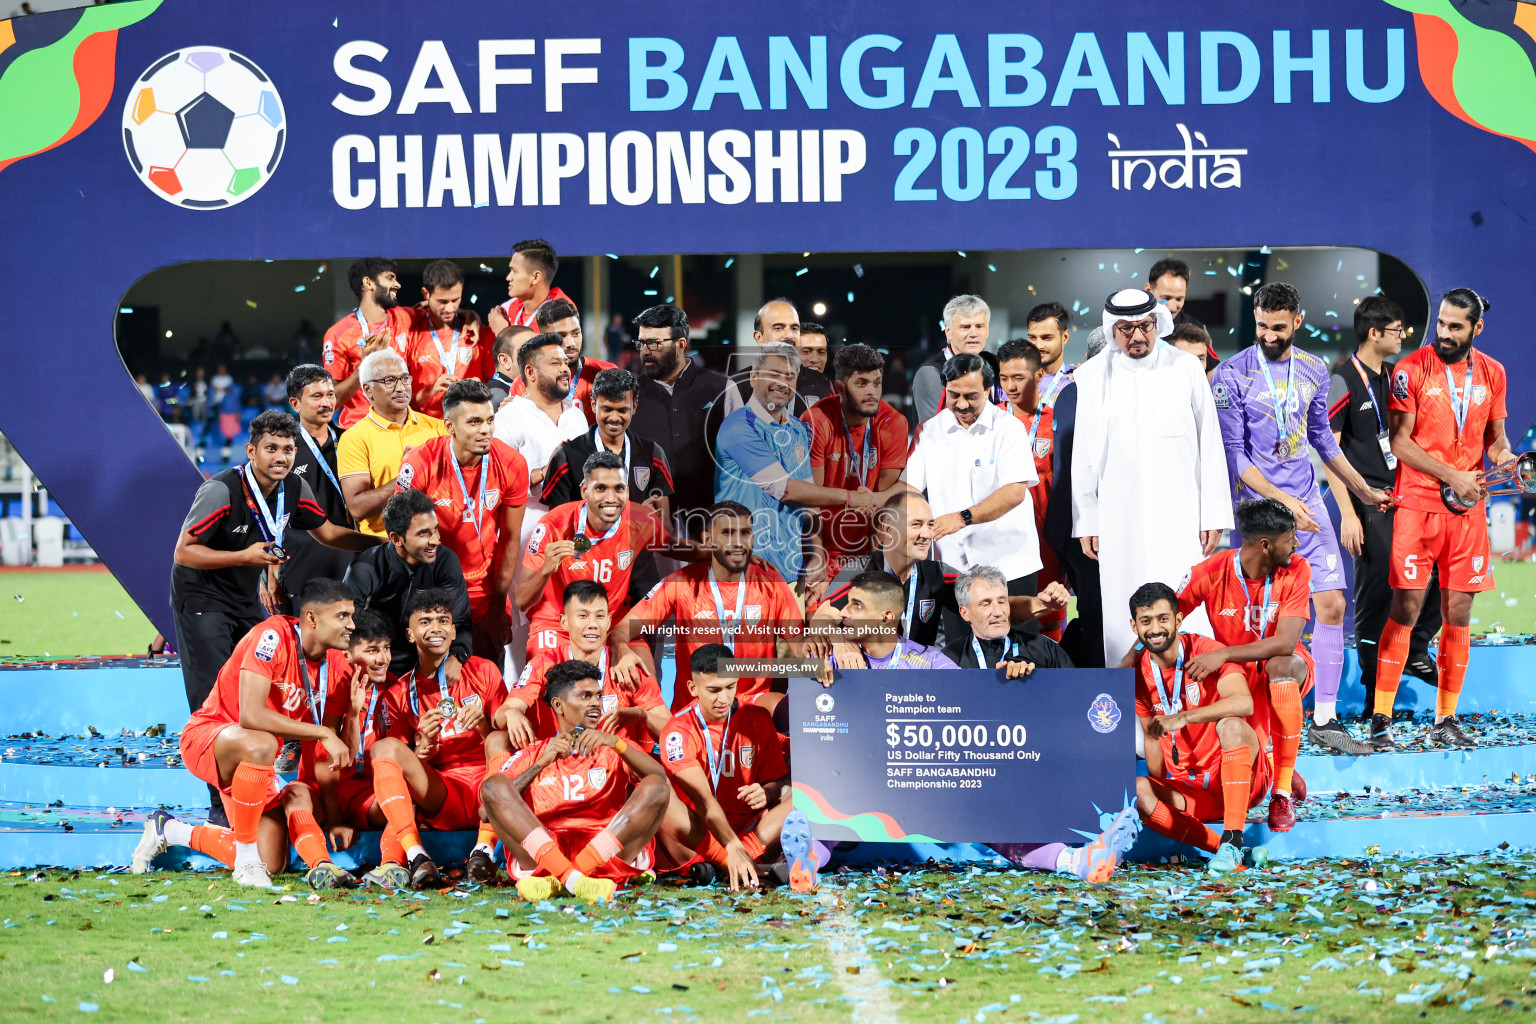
787, 670, 1136, 845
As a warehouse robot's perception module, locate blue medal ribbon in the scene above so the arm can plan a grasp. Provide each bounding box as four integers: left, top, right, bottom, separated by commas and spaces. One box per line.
574, 503, 624, 547
883, 558, 919, 635
1142, 639, 1185, 767
708, 570, 746, 654
430, 321, 464, 376
356, 685, 386, 774
1257, 351, 1298, 459
290, 625, 327, 727
1026, 372, 1069, 449
450, 453, 487, 541
243, 464, 286, 550
408, 661, 450, 718
841, 408, 875, 488
1445, 360, 1475, 442
1145, 642, 1185, 716
1233, 550, 1274, 639
693, 703, 732, 791
567, 644, 608, 682
970, 635, 989, 669
971, 634, 1022, 667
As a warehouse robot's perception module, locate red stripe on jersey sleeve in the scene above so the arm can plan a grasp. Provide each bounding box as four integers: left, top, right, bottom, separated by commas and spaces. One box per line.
823, 582, 853, 606
187, 505, 231, 535
540, 460, 571, 502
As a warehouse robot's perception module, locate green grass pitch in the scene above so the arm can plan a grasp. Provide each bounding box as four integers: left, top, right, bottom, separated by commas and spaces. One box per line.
6, 855, 1536, 1023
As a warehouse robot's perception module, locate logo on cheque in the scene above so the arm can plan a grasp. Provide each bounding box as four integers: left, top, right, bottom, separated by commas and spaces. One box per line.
1087, 693, 1122, 734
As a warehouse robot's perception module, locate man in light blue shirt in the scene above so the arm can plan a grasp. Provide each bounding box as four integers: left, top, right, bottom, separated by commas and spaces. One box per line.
714, 343, 874, 594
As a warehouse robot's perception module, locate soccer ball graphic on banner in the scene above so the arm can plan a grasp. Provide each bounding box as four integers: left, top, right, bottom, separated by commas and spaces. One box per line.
121, 47, 285, 209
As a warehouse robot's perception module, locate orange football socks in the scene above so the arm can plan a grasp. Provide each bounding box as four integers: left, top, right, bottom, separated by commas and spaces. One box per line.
521, 826, 575, 882
190, 824, 236, 868
573, 828, 624, 877
379, 824, 406, 867
286, 808, 330, 870
1147, 801, 1219, 853
229, 761, 275, 845
1436, 624, 1471, 721
1220, 745, 1253, 832
1267, 681, 1302, 796
371, 757, 423, 856
1372, 618, 1413, 717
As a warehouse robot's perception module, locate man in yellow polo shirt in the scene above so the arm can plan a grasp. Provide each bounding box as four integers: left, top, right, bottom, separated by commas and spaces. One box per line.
339, 350, 447, 535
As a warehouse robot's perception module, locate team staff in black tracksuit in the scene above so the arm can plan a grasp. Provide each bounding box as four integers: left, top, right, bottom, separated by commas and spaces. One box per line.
1323, 295, 1441, 718
279, 365, 360, 611
171, 410, 379, 820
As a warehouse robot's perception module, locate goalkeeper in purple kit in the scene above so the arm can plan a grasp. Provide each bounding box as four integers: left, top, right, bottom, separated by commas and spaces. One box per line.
816, 571, 959, 681
1208, 283, 1391, 756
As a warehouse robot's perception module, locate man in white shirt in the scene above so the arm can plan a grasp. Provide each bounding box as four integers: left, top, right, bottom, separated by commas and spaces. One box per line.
493, 332, 587, 524
491, 331, 586, 671
904, 353, 1041, 601
1071, 289, 1232, 665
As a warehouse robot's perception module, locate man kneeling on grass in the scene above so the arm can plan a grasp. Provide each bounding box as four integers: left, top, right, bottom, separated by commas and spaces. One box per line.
1130, 582, 1270, 875
481, 660, 670, 904
134, 579, 361, 888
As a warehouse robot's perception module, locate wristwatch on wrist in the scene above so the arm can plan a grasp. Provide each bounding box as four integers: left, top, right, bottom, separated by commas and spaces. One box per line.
959, 508, 974, 527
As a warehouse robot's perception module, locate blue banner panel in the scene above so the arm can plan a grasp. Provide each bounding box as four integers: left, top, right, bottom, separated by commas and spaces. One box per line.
787, 668, 1135, 845
3, 0, 1536, 635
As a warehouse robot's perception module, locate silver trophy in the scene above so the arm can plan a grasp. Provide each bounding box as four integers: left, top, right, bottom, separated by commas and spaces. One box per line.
1441, 451, 1536, 514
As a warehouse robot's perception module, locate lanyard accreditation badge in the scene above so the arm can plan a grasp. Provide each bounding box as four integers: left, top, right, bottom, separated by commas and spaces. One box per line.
1351, 356, 1397, 471
593, 426, 632, 479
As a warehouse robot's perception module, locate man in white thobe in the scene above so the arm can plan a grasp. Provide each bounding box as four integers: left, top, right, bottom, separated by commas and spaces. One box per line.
1072, 289, 1233, 664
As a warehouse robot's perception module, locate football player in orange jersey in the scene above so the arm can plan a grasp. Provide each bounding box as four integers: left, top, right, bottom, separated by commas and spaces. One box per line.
481, 660, 671, 904
407, 260, 494, 419
1130, 582, 1270, 876
656, 644, 796, 892
500, 580, 670, 748
138, 580, 361, 888
366, 591, 511, 888
1372, 288, 1514, 750
1175, 499, 1322, 831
